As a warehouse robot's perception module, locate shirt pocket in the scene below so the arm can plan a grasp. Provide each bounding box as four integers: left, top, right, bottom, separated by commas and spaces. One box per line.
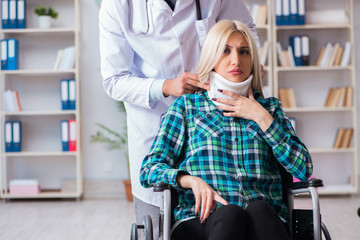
192, 111, 224, 138
245, 121, 263, 141
195, 17, 215, 47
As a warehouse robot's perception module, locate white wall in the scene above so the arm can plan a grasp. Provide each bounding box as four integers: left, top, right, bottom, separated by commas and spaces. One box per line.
80, 0, 128, 180
80, 0, 360, 181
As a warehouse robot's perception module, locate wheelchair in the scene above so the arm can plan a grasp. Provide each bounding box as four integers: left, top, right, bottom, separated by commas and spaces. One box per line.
131, 164, 332, 240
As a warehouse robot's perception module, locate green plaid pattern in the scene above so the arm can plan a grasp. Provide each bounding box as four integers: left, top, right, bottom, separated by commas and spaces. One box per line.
140, 91, 313, 222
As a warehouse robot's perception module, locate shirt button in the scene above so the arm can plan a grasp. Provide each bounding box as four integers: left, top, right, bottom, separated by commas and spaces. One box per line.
235, 138, 239, 142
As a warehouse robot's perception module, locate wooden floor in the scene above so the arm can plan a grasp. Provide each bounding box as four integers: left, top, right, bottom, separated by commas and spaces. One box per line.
0, 195, 359, 240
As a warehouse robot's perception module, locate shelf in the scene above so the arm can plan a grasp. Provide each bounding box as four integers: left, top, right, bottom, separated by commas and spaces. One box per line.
1, 191, 81, 199
308, 148, 355, 154
318, 184, 357, 195
0, 69, 76, 75
283, 107, 354, 113
2, 110, 77, 116
0, 0, 82, 199
2, 151, 77, 157
275, 66, 352, 72
0, 28, 76, 34
275, 23, 351, 30
256, 25, 270, 31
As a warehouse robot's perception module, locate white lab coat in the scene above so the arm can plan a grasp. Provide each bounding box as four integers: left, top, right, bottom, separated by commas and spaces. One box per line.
99, 0, 258, 207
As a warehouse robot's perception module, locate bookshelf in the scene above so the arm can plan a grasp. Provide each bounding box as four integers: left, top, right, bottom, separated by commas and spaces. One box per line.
248, 0, 273, 98
0, 0, 82, 199
271, 0, 358, 195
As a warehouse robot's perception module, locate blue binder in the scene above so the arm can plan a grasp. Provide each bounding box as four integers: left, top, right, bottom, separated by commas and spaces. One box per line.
12, 121, 21, 152
298, 0, 305, 25
275, 0, 283, 26
16, 0, 25, 28
8, 0, 16, 28
5, 121, 13, 152
282, 0, 290, 25
290, 0, 299, 25
290, 35, 302, 66
1, 0, 10, 29
68, 79, 76, 110
61, 120, 69, 151
60, 79, 69, 110
7, 38, 18, 70
1, 39, 8, 70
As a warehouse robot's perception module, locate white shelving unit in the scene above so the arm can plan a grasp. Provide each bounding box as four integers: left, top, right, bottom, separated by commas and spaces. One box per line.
0, 0, 82, 199
271, 0, 357, 195
248, 0, 273, 97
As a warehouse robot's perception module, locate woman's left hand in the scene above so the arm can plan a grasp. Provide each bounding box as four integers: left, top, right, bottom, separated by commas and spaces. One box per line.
214, 88, 273, 131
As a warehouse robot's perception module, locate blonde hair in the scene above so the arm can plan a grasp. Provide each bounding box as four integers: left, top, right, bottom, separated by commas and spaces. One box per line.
195, 20, 263, 97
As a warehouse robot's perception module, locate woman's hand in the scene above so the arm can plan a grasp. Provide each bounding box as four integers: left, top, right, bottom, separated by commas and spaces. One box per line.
162, 72, 209, 97
214, 88, 273, 131
177, 174, 228, 223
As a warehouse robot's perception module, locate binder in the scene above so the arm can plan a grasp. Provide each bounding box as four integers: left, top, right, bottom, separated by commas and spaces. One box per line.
320, 42, 333, 67
298, 0, 306, 25
16, 0, 25, 28
1, 0, 9, 29
275, 0, 283, 25
282, 0, 290, 25
12, 121, 21, 151
1, 39, 8, 70
341, 42, 351, 67
68, 79, 76, 110
8, 0, 16, 28
7, 38, 18, 70
5, 121, 13, 152
68, 119, 76, 151
289, 0, 298, 25
290, 35, 302, 66
301, 35, 310, 66
60, 79, 69, 110
61, 120, 69, 151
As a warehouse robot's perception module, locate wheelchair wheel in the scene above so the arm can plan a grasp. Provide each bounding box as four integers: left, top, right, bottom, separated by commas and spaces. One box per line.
144, 215, 153, 240
321, 222, 332, 240
130, 223, 138, 240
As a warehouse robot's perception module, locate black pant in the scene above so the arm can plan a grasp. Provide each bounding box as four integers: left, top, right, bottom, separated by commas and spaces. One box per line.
172, 201, 290, 240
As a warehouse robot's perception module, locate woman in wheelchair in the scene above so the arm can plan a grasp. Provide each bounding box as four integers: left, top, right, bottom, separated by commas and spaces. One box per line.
140, 20, 313, 240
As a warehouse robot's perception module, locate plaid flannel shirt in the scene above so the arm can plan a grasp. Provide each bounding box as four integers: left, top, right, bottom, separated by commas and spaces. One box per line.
140, 91, 313, 222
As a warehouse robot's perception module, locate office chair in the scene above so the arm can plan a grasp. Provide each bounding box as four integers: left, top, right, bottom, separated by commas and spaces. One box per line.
131, 165, 332, 240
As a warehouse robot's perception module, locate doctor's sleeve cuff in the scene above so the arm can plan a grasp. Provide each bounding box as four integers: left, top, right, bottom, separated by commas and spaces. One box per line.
149, 78, 167, 103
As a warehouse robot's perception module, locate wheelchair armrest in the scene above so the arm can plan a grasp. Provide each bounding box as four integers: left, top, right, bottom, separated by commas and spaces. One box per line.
153, 182, 171, 192
292, 178, 324, 190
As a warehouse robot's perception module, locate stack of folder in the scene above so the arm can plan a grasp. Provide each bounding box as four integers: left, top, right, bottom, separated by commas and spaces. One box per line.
1, 0, 26, 29
61, 119, 76, 152
60, 79, 76, 110
4, 121, 21, 152
1, 38, 19, 70
275, 0, 306, 26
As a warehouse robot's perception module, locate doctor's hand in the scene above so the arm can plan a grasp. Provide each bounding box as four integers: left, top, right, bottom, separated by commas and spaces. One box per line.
176, 174, 228, 224
162, 72, 209, 97
214, 88, 273, 132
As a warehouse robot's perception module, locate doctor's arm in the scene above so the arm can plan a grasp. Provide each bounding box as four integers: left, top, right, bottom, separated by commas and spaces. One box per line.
99, 4, 161, 109
99, 1, 209, 109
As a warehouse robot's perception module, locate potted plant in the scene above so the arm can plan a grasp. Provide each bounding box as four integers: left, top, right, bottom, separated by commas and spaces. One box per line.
90, 101, 133, 201
34, 6, 58, 28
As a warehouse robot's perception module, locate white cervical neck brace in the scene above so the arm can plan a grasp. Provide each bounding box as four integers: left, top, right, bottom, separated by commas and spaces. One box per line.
207, 72, 253, 106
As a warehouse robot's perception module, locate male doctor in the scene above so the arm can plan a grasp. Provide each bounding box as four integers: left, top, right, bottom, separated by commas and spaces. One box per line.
99, 0, 259, 238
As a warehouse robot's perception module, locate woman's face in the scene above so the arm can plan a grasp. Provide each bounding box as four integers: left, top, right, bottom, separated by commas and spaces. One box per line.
214, 31, 252, 83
